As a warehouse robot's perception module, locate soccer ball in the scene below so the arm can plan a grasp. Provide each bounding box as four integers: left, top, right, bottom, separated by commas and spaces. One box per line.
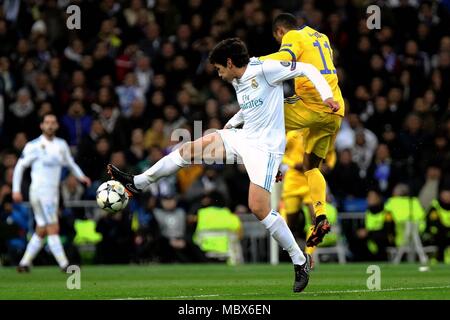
96, 180, 129, 213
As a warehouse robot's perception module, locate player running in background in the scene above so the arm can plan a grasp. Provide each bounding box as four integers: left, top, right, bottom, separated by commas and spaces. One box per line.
108, 38, 338, 292
260, 13, 345, 248
12, 113, 91, 272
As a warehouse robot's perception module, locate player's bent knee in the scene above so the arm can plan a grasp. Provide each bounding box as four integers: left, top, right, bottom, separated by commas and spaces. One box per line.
179, 142, 196, 161
46, 224, 60, 235
303, 153, 323, 171
36, 227, 46, 238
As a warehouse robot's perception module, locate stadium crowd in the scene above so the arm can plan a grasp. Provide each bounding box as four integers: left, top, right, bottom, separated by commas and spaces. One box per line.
0, 0, 449, 265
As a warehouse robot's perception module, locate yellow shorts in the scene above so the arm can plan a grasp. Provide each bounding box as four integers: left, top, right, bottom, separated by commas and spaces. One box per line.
284, 97, 342, 159
282, 172, 310, 198
283, 196, 308, 215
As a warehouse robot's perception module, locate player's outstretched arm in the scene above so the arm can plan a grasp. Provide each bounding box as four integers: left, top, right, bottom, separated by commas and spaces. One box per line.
297, 62, 339, 112
261, 59, 339, 112
260, 50, 293, 62
224, 109, 244, 129
62, 141, 91, 187
289, 62, 333, 101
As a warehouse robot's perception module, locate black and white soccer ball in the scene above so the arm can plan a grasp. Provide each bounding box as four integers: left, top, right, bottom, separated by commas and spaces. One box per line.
96, 180, 129, 213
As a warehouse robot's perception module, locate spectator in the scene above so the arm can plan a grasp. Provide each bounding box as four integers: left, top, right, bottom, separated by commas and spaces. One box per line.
224, 163, 250, 212
115, 44, 138, 84
193, 191, 243, 264
95, 210, 133, 264
64, 38, 84, 71
144, 118, 169, 150
384, 183, 426, 248
419, 165, 442, 211
125, 128, 148, 166
61, 174, 85, 203
79, 136, 111, 183
184, 165, 230, 211
115, 73, 145, 118
423, 182, 450, 262
398, 113, 431, 174
139, 21, 162, 59
351, 128, 378, 179
124, 98, 148, 134
12, 132, 27, 156
356, 189, 395, 261
153, 193, 206, 263
5, 88, 38, 140
366, 143, 401, 198
134, 54, 153, 94
61, 100, 92, 149
0, 57, 15, 99
130, 195, 160, 263
162, 104, 187, 139
95, 104, 128, 149
0, 194, 30, 265
61, 174, 86, 222
329, 149, 365, 201
365, 96, 396, 138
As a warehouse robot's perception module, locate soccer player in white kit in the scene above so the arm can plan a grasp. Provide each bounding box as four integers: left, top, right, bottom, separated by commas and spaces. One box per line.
12, 113, 91, 272
107, 38, 338, 292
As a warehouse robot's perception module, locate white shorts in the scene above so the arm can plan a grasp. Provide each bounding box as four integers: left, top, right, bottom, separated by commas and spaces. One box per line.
29, 192, 59, 227
217, 129, 282, 192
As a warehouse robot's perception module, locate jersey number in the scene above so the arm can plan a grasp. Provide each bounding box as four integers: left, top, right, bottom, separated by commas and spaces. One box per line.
312, 40, 336, 74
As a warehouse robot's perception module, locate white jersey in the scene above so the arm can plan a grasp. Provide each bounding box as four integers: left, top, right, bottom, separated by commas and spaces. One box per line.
227, 57, 333, 154
12, 135, 85, 196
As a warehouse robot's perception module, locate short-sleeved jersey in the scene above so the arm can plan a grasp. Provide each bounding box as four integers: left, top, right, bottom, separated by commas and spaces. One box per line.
230, 57, 333, 155
260, 26, 345, 117
12, 135, 85, 195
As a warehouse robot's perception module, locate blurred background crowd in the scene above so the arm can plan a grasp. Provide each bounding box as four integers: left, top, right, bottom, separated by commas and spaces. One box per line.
0, 0, 449, 265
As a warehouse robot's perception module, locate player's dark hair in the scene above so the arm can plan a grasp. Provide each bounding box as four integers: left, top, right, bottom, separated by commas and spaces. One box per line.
39, 112, 58, 123
272, 13, 298, 32
208, 38, 249, 68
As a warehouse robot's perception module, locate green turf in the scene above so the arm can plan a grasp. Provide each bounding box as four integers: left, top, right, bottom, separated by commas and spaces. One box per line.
0, 263, 449, 300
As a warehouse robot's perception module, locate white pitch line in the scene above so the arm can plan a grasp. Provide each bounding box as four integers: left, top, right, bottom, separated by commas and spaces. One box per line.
112, 285, 450, 300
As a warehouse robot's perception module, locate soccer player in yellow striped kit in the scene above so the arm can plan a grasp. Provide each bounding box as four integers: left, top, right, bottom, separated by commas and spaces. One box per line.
260, 13, 345, 247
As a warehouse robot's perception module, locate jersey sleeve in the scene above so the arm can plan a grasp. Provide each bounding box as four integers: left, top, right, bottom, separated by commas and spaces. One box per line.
260, 31, 301, 63
225, 109, 244, 128
261, 59, 333, 101
12, 143, 38, 193
62, 141, 85, 179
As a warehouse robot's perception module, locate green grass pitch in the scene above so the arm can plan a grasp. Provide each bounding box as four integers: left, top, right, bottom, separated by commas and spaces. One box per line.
0, 263, 449, 300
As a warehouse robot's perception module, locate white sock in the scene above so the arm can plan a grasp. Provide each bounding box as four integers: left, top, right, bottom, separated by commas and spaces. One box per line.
261, 210, 306, 265
47, 235, 69, 269
134, 149, 189, 189
19, 233, 44, 266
